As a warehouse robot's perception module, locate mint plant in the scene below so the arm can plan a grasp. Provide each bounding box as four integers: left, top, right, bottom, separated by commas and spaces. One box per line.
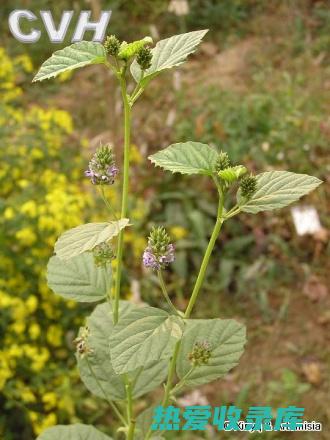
33, 30, 321, 440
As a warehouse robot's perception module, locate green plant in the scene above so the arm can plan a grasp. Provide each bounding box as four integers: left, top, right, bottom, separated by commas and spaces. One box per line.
32, 30, 321, 440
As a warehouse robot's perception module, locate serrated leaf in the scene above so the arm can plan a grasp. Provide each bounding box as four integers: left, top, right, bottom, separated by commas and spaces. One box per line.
177, 319, 246, 387
47, 252, 109, 302
55, 219, 129, 260
237, 171, 322, 214
36, 424, 112, 440
131, 30, 208, 85
78, 302, 168, 400
109, 306, 184, 374
149, 142, 218, 176
33, 41, 106, 82
218, 165, 247, 182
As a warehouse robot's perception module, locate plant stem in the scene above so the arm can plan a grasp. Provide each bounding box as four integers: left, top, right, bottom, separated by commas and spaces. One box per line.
125, 381, 135, 440
86, 358, 127, 426
100, 186, 118, 221
161, 342, 181, 407
184, 214, 223, 318
157, 270, 179, 315
113, 73, 131, 325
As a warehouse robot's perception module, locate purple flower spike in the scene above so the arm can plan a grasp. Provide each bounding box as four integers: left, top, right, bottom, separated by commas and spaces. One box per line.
143, 227, 175, 270
85, 144, 118, 185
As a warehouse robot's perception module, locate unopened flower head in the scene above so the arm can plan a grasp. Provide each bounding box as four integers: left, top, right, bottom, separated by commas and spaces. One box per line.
74, 326, 93, 358
85, 144, 118, 185
240, 174, 257, 199
143, 226, 175, 270
93, 242, 115, 267
188, 340, 212, 366
104, 35, 120, 56
136, 46, 152, 70
215, 151, 231, 172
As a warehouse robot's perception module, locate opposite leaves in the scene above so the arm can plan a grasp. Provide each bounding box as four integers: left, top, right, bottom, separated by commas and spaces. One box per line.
131, 30, 208, 85
36, 424, 112, 440
54, 219, 129, 260
177, 318, 246, 387
149, 142, 218, 176
238, 171, 322, 214
47, 252, 109, 302
109, 306, 184, 374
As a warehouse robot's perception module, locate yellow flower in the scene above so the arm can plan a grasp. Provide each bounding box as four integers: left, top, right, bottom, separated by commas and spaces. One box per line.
26, 295, 38, 313
4, 207, 15, 220
170, 225, 188, 240
47, 325, 62, 347
29, 323, 41, 340
42, 392, 57, 410
33, 413, 57, 435
16, 227, 37, 246
21, 200, 37, 218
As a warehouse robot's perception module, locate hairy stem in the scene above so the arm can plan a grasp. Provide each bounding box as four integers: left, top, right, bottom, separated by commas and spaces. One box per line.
125, 381, 135, 440
114, 74, 131, 324
157, 270, 179, 315
184, 215, 223, 318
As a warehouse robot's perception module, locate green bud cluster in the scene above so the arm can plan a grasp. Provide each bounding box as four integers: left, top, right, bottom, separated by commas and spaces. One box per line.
148, 226, 171, 256
74, 326, 93, 358
104, 35, 120, 56
93, 242, 115, 267
136, 46, 152, 70
215, 151, 231, 172
188, 340, 212, 366
95, 144, 115, 167
240, 174, 257, 199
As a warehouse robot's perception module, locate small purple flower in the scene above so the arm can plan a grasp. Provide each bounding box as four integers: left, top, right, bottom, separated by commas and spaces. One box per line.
85, 144, 118, 185
143, 227, 175, 270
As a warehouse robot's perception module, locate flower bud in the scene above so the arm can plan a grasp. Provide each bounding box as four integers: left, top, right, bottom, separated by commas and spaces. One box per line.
74, 326, 93, 358
85, 144, 118, 185
143, 226, 175, 270
104, 35, 120, 56
93, 242, 115, 267
215, 151, 231, 172
188, 341, 212, 366
136, 46, 152, 70
240, 174, 257, 199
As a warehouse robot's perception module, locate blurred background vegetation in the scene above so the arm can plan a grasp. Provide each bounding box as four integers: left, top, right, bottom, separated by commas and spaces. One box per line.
0, 1, 329, 439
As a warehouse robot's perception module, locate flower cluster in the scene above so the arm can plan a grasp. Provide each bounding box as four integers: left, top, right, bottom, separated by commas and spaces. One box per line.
240, 174, 257, 199
104, 35, 120, 56
143, 226, 175, 270
85, 144, 118, 185
215, 151, 231, 172
74, 326, 93, 358
93, 242, 115, 267
188, 341, 212, 366
136, 46, 152, 70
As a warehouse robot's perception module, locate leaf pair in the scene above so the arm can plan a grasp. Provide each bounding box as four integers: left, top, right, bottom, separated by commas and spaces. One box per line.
150, 141, 322, 213
33, 30, 208, 83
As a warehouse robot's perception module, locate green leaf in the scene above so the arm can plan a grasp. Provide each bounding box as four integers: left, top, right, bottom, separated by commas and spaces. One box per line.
33, 41, 107, 82
118, 36, 153, 60
218, 165, 247, 182
109, 305, 184, 374
136, 407, 164, 440
131, 30, 208, 85
54, 219, 129, 260
36, 424, 112, 440
78, 302, 168, 400
177, 318, 246, 387
149, 142, 218, 176
47, 252, 109, 302
237, 171, 322, 214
